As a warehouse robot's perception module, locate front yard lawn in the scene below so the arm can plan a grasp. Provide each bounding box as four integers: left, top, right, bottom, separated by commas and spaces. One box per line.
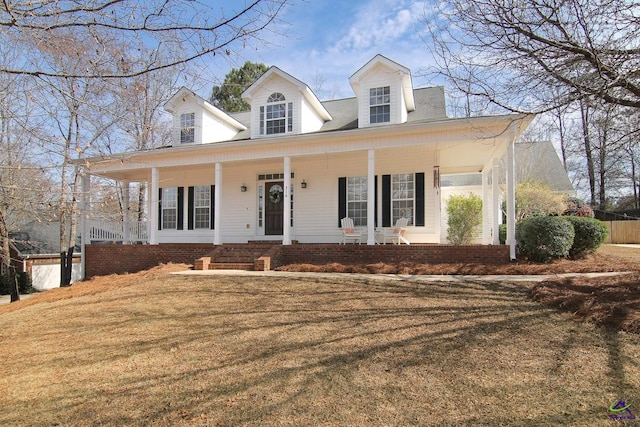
1, 260, 638, 426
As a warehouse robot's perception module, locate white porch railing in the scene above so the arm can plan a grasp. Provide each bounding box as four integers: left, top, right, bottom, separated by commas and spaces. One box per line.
87, 219, 149, 243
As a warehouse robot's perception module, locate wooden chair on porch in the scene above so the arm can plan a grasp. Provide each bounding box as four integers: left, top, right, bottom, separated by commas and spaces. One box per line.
378, 217, 410, 245
340, 217, 362, 244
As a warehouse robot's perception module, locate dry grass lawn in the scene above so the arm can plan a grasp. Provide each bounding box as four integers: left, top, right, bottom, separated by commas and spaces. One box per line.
1, 247, 639, 426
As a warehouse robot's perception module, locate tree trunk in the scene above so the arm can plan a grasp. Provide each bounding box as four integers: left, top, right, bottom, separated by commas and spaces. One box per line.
579, 100, 597, 206
0, 210, 19, 302
138, 182, 147, 222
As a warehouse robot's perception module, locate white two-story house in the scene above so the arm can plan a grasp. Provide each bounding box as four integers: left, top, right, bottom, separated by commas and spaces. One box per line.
79, 55, 533, 258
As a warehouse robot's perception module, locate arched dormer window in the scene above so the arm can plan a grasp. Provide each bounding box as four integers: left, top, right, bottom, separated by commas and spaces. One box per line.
260, 92, 293, 135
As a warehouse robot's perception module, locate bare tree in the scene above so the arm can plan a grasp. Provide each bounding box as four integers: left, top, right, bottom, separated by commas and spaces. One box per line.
107, 53, 177, 222
0, 70, 52, 301
1, 0, 288, 79
423, 0, 640, 113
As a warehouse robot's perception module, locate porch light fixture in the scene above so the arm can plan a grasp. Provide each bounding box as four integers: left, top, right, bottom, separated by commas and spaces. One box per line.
301, 179, 307, 189
433, 166, 440, 189
240, 184, 247, 192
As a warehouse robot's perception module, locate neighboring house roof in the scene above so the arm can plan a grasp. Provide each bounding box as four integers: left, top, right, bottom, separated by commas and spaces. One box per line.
10, 222, 81, 257
516, 141, 574, 193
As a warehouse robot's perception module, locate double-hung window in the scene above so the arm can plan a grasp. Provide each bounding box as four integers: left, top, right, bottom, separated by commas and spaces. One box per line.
260, 93, 293, 135
193, 186, 211, 229
369, 86, 390, 124
162, 188, 178, 229
180, 112, 195, 144
391, 173, 414, 225
347, 176, 368, 226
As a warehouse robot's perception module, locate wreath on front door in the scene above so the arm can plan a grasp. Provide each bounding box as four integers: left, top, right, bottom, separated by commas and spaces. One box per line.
269, 184, 283, 204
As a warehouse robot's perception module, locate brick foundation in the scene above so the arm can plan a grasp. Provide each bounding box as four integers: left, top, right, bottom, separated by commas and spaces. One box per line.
85, 244, 215, 278
85, 243, 510, 278
275, 244, 509, 267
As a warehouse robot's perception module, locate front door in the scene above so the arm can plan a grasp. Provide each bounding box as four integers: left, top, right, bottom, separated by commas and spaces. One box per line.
265, 181, 284, 235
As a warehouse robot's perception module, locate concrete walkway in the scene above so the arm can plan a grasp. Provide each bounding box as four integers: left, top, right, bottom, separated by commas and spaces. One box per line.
171, 269, 630, 283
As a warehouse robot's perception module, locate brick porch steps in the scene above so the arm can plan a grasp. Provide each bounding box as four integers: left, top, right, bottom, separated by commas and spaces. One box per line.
195, 244, 279, 271
208, 262, 254, 271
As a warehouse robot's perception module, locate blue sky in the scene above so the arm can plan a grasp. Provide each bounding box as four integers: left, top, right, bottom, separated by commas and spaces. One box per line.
200, 0, 437, 100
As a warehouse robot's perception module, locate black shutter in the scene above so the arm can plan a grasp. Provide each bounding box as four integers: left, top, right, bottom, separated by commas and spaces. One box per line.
338, 177, 346, 227
210, 185, 215, 230
415, 172, 425, 226
177, 187, 184, 230
158, 188, 163, 231
382, 175, 391, 227
374, 175, 378, 228
187, 186, 194, 230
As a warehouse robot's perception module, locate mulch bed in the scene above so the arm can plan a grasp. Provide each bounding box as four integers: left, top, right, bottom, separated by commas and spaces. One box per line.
530, 273, 640, 334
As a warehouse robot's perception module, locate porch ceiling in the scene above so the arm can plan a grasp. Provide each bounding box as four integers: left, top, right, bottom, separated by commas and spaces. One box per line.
83, 113, 533, 182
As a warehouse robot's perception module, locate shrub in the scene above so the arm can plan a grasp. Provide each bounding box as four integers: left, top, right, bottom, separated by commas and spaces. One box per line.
564, 216, 608, 258
563, 197, 594, 217
446, 193, 483, 245
514, 180, 566, 221
0, 271, 31, 295
499, 224, 507, 245
516, 216, 575, 262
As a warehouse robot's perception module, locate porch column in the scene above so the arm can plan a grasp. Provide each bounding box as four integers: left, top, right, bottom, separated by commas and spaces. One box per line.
80, 173, 90, 280
482, 168, 490, 244
492, 158, 501, 245
214, 163, 222, 245
122, 181, 130, 244
506, 125, 517, 259
434, 166, 442, 243
283, 157, 292, 245
367, 150, 376, 245
149, 168, 158, 245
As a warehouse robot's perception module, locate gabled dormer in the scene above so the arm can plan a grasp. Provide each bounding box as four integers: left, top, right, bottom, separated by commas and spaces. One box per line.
164, 87, 247, 146
349, 55, 415, 128
242, 67, 332, 139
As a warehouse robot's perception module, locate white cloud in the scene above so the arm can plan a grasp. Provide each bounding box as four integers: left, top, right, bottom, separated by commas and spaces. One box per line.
330, 0, 423, 54
193, 0, 439, 101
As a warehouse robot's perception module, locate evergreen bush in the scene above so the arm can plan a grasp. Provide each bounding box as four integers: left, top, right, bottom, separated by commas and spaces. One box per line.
499, 224, 507, 245
564, 216, 608, 258
516, 216, 575, 262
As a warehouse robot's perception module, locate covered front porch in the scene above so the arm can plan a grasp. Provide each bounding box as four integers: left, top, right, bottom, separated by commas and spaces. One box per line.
79, 114, 532, 278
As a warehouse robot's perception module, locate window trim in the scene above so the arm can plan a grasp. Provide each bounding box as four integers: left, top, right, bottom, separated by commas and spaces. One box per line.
369, 86, 390, 124
180, 112, 195, 144
161, 187, 178, 230
391, 173, 414, 226
193, 185, 211, 229
347, 176, 368, 226
260, 93, 293, 136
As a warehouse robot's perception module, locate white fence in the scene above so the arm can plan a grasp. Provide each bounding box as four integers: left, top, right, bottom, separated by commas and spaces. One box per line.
88, 220, 149, 243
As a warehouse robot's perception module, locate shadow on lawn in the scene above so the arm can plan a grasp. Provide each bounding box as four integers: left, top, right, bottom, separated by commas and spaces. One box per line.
9, 276, 638, 426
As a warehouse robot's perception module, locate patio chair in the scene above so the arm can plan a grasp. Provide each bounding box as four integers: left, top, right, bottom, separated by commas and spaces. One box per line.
340, 217, 363, 244
379, 217, 410, 245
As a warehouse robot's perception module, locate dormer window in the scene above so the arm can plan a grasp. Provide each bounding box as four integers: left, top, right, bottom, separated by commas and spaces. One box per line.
180, 112, 195, 144
260, 92, 293, 135
370, 86, 390, 124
